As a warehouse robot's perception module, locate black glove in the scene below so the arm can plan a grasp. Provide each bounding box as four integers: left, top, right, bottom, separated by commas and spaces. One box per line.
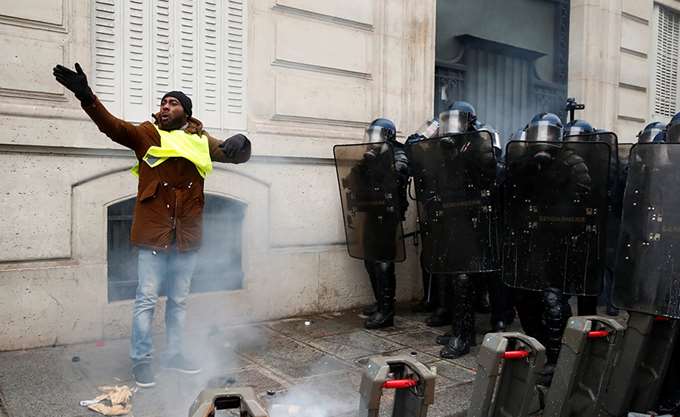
53, 63, 94, 106
219, 134, 249, 158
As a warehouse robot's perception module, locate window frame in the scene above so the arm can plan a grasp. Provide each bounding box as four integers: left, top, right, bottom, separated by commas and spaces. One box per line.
649, 2, 680, 123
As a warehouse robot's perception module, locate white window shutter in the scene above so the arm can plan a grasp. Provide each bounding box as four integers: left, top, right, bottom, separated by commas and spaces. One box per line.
176, 0, 196, 102
224, 0, 247, 130
123, 0, 150, 122
93, 0, 123, 116
198, 0, 221, 128
93, 0, 246, 130
654, 6, 680, 119
152, 0, 173, 107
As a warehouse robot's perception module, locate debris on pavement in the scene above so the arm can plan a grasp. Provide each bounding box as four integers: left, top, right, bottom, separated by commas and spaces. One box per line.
80, 385, 135, 416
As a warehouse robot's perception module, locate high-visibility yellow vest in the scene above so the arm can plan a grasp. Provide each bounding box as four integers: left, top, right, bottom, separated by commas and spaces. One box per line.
131, 125, 213, 178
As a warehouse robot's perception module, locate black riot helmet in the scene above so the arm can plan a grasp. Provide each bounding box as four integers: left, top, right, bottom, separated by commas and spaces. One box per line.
365, 118, 397, 143
525, 112, 563, 142
563, 119, 595, 140
478, 123, 502, 158
665, 112, 680, 143
439, 101, 477, 134
637, 121, 666, 143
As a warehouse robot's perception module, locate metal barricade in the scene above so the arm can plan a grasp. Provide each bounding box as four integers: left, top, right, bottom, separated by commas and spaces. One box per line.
468, 332, 546, 417
543, 316, 625, 417
358, 355, 437, 417
602, 312, 680, 416
189, 387, 269, 417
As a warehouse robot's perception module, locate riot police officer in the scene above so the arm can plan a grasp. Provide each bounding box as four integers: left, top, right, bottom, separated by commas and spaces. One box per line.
358, 118, 410, 329
425, 101, 481, 328
565, 122, 624, 320
504, 112, 602, 380
436, 102, 498, 358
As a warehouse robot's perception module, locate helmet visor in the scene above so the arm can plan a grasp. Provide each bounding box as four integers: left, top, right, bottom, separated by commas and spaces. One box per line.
439, 110, 470, 134
526, 122, 562, 142
416, 119, 440, 139
564, 125, 587, 137
666, 124, 680, 144
364, 126, 388, 143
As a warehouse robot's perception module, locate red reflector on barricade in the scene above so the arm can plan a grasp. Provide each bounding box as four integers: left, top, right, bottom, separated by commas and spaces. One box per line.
587, 330, 610, 338
383, 379, 417, 389
502, 350, 529, 359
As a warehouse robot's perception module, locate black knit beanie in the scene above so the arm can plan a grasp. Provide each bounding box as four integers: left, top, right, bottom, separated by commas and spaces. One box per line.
162, 91, 192, 117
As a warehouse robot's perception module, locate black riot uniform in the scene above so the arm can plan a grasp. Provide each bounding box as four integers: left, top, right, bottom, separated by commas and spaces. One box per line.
503, 112, 609, 377
350, 118, 410, 329
409, 101, 499, 358
423, 102, 482, 328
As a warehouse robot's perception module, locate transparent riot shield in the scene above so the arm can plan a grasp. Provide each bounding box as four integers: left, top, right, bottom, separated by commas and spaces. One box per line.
565, 132, 622, 271
614, 143, 680, 318
334, 142, 406, 262
409, 131, 499, 274
502, 141, 611, 295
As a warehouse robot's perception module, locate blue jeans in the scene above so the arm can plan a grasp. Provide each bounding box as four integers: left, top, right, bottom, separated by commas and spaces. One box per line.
130, 248, 198, 365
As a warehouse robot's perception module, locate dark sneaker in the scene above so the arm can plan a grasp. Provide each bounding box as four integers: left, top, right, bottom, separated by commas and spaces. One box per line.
133, 362, 156, 388
161, 355, 201, 374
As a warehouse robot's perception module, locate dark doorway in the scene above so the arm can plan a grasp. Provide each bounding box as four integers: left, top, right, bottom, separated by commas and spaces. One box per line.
107, 195, 246, 302
434, 0, 570, 141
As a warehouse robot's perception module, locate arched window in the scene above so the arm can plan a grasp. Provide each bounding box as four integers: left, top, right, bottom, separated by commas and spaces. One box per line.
107, 195, 246, 302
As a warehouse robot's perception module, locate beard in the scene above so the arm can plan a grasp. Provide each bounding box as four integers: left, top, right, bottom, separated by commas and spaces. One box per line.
158, 114, 186, 131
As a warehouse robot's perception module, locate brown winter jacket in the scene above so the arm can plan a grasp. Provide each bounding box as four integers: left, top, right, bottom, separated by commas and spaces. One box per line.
83, 97, 251, 251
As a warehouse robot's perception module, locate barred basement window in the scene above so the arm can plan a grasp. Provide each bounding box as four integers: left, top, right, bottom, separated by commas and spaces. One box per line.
107, 195, 246, 302
652, 5, 680, 120
92, 0, 247, 130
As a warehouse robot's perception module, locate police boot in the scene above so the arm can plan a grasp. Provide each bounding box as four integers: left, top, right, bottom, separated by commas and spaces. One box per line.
435, 331, 451, 345
365, 262, 395, 329
603, 268, 619, 316
658, 343, 680, 414
514, 289, 544, 340
488, 272, 514, 332
474, 277, 491, 314
540, 287, 571, 385
426, 274, 450, 327
361, 260, 379, 316
412, 264, 434, 313
440, 274, 475, 359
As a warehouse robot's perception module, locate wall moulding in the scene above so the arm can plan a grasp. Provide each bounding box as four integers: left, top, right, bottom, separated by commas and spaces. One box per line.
0, 87, 68, 102
271, 4, 373, 32
0, 14, 67, 33
271, 59, 372, 80
0, 0, 68, 34
271, 114, 370, 129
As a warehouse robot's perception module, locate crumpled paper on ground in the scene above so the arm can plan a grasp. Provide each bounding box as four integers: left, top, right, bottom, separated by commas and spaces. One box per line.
81, 385, 134, 416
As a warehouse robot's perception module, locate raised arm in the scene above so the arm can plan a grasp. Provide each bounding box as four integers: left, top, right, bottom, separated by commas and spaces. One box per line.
53, 63, 145, 152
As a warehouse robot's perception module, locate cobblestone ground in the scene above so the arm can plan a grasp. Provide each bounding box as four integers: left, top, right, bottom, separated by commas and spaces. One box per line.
0, 306, 523, 417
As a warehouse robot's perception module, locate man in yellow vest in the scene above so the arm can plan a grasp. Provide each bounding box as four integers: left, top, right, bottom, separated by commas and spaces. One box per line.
53, 63, 251, 388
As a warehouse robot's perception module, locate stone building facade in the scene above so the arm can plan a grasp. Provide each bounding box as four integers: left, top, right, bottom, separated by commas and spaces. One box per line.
1, 0, 679, 350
